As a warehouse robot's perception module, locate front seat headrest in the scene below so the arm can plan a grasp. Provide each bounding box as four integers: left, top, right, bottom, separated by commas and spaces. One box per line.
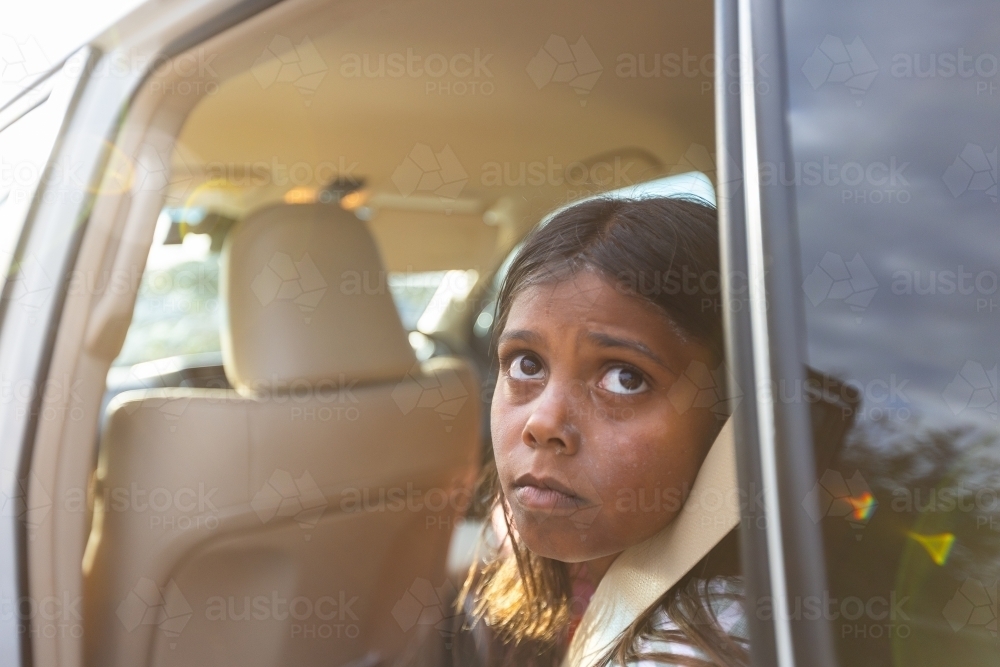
221, 203, 416, 394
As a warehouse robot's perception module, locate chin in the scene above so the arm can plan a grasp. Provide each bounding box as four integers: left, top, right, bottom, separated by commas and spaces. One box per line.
513, 515, 617, 563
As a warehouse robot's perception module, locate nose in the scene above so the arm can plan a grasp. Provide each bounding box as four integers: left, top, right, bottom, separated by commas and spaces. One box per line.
521, 379, 581, 455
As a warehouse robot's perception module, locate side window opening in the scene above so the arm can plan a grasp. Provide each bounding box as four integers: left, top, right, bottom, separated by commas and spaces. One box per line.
105, 171, 717, 417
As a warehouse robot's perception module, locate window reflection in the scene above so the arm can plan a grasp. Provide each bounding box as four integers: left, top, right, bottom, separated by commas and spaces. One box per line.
781, 0, 1000, 664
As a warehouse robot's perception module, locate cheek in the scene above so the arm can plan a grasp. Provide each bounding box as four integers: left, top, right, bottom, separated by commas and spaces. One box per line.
595, 426, 661, 488
595, 416, 702, 502
490, 380, 523, 475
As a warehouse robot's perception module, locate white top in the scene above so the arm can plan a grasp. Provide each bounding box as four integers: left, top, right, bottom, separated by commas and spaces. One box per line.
628, 576, 748, 666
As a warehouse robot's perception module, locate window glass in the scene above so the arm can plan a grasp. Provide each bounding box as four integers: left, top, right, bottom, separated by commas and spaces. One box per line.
0, 89, 56, 293
390, 269, 478, 332
113, 209, 222, 367
112, 215, 480, 367
470, 171, 716, 343
114, 167, 713, 369
781, 2, 1000, 664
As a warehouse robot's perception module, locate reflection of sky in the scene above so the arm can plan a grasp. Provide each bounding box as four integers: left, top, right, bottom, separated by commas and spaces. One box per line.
780, 0, 1000, 430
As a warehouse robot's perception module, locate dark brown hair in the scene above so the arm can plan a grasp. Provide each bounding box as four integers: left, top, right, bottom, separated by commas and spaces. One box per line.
460, 196, 747, 666
492, 197, 725, 363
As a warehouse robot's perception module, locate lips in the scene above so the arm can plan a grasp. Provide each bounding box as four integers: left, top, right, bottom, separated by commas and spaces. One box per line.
512, 472, 590, 512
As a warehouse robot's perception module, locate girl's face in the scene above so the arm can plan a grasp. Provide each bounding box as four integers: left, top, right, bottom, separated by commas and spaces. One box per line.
492, 268, 720, 566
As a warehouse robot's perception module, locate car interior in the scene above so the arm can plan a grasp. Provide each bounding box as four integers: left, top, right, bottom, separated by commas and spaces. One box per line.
12, 1, 1000, 666
54, 1, 722, 666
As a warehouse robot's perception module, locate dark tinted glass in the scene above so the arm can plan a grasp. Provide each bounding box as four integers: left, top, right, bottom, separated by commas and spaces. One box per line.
780, 2, 1000, 665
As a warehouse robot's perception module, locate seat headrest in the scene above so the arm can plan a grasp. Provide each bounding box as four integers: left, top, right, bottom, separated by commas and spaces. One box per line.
221, 203, 415, 394
562, 418, 740, 667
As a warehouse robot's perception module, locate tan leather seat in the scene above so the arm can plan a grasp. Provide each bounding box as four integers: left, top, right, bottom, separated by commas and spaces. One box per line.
84, 203, 481, 667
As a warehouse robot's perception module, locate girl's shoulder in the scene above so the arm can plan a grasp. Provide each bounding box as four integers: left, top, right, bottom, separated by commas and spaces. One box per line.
629, 575, 749, 666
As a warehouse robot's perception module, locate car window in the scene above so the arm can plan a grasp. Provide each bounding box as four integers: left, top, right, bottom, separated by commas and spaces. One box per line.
390, 269, 478, 332
112, 207, 480, 368
114, 168, 712, 371
781, 1, 1000, 664
0, 81, 59, 302
471, 170, 716, 342
113, 209, 222, 367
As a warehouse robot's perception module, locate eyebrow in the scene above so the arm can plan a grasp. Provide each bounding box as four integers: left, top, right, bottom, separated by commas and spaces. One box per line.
497, 329, 543, 347
584, 331, 675, 374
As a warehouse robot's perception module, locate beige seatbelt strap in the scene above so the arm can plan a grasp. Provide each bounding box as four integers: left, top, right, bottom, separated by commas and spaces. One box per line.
561, 419, 740, 667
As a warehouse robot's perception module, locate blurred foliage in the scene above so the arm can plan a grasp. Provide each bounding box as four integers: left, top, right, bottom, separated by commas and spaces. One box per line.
114, 255, 221, 367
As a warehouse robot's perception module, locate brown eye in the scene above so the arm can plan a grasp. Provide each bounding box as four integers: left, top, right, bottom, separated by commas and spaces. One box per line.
619, 369, 643, 390
509, 353, 544, 379
599, 366, 648, 395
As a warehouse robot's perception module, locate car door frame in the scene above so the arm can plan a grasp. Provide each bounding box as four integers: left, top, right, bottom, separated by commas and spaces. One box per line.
0, 48, 99, 666
717, 0, 840, 665
0, 2, 288, 666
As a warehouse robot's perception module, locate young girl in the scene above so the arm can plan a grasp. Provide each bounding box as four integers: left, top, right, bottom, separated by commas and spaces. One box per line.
456, 196, 749, 666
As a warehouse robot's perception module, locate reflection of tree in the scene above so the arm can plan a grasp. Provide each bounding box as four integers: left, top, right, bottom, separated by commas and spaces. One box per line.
842, 419, 1000, 580
813, 383, 1000, 666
